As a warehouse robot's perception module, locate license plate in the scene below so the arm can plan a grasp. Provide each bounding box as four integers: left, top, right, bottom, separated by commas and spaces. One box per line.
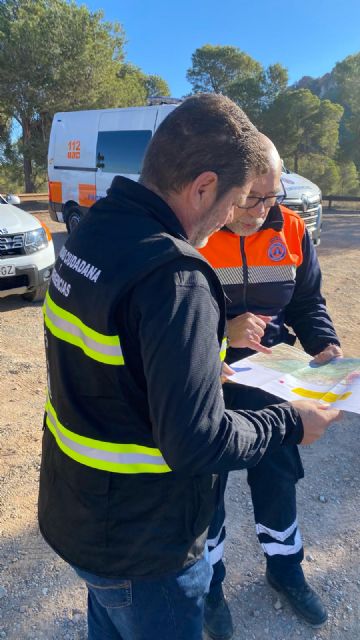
0, 264, 16, 277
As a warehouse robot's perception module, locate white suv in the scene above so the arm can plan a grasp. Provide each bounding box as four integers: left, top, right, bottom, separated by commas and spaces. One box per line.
0, 194, 55, 302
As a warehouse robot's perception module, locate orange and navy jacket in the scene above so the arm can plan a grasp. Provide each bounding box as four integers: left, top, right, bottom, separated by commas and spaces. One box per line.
200, 205, 340, 362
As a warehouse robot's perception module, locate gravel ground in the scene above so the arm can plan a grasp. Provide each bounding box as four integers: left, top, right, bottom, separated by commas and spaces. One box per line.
0, 211, 359, 640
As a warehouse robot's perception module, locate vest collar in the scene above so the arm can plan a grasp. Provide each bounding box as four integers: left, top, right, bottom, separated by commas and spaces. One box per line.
259, 204, 284, 232
108, 176, 188, 242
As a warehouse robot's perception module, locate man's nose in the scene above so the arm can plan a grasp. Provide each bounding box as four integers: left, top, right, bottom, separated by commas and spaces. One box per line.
250, 200, 266, 216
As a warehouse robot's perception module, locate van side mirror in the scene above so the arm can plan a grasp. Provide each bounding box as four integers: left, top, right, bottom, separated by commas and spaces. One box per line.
6, 193, 21, 205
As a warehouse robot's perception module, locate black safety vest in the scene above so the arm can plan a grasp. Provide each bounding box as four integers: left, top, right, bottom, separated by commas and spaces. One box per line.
39, 178, 226, 577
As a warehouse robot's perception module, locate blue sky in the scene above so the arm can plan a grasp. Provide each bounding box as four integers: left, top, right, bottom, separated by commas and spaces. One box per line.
83, 0, 360, 97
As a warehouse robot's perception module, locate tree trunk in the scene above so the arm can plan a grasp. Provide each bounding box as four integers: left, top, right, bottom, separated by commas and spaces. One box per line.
294, 151, 299, 174
22, 117, 35, 192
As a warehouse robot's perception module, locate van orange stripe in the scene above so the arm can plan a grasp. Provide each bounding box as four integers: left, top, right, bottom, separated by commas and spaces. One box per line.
49, 181, 62, 204
79, 184, 96, 208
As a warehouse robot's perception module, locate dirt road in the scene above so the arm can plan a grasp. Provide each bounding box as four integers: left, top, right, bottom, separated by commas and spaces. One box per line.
0, 212, 359, 639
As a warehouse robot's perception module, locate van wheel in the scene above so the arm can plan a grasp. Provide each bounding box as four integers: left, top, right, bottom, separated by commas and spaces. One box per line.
66, 207, 83, 233
22, 282, 48, 303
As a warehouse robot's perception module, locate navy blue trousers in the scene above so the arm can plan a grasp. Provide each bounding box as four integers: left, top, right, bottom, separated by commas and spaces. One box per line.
208, 383, 304, 593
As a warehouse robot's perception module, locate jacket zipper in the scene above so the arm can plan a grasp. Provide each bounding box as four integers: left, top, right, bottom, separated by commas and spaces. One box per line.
240, 237, 248, 311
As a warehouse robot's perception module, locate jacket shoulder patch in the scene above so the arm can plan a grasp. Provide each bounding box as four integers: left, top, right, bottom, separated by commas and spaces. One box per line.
268, 237, 287, 262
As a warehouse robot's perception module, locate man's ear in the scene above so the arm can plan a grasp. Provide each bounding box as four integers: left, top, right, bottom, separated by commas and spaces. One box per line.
189, 172, 218, 211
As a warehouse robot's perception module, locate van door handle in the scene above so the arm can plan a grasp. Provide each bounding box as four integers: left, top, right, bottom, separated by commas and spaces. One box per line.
96, 152, 104, 169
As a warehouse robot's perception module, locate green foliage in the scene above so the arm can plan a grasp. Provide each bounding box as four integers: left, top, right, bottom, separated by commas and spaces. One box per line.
0, 129, 48, 192
186, 44, 263, 94
0, 1, 124, 117
187, 44, 360, 195
116, 65, 170, 107
263, 63, 289, 106
0, 0, 169, 191
337, 160, 360, 195
261, 90, 320, 167
226, 76, 264, 122
295, 53, 360, 175
286, 153, 360, 196
306, 100, 343, 156
332, 52, 360, 112
332, 53, 360, 169
261, 90, 343, 176
144, 75, 171, 99
0, 146, 28, 193
186, 44, 288, 123
296, 154, 341, 194
0, 113, 11, 154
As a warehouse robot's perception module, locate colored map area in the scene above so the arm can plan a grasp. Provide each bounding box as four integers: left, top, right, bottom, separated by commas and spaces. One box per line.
229, 343, 360, 414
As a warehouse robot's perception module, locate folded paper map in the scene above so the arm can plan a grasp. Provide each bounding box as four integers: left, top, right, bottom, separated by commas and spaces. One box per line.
229, 343, 360, 414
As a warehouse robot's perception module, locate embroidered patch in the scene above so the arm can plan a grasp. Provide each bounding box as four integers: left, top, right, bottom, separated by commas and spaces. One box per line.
268, 237, 287, 262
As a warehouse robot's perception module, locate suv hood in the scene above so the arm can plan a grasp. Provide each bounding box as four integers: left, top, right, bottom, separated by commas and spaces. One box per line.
281, 172, 321, 199
0, 203, 41, 234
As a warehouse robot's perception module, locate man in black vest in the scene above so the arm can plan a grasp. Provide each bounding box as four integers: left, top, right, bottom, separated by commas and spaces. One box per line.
39, 95, 340, 640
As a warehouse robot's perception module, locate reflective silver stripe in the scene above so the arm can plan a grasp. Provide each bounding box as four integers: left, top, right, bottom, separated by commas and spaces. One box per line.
248, 265, 296, 284
215, 265, 296, 285
45, 301, 121, 356
207, 522, 225, 548
256, 518, 298, 542
260, 529, 303, 557
215, 267, 244, 285
208, 539, 225, 566
44, 293, 124, 364
46, 401, 171, 473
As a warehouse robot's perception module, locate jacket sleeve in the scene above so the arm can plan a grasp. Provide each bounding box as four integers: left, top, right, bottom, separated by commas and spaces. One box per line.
124, 258, 303, 474
284, 229, 341, 356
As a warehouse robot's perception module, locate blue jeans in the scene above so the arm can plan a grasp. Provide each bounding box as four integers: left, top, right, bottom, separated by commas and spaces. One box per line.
73, 554, 212, 640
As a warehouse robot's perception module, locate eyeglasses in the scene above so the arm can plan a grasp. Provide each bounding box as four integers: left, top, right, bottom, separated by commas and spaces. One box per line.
239, 192, 286, 210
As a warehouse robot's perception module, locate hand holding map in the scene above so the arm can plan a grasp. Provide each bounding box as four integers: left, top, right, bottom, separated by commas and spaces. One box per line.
291, 399, 342, 444
229, 343, 360, 414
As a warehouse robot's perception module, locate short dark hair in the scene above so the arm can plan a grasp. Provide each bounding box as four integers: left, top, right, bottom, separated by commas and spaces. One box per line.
140, 93, 267, 199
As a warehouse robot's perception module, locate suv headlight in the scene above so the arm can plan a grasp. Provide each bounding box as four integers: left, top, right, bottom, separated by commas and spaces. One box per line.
24, 227, 48, 254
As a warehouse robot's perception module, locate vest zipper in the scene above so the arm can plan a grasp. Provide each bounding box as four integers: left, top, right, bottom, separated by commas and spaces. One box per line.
240, 236, 248, 311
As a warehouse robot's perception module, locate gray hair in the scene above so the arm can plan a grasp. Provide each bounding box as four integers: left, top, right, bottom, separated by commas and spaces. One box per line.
140, 93, 268, 199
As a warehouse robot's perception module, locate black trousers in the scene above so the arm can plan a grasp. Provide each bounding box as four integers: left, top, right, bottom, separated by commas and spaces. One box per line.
208, 383, 304, 592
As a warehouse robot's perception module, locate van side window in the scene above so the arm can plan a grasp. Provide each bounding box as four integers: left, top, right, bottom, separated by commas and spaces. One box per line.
96, 130, 152, 174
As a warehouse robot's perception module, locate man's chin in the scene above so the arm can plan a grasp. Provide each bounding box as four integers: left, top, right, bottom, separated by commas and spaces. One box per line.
228, 222, 260, 236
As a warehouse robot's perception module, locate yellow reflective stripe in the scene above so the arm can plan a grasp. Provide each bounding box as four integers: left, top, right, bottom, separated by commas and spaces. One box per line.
219, 337, 227, 362
44, 312, 123, 365
45, 291, 119, 345
43, 292, 124, 365
45, 398, 171, 474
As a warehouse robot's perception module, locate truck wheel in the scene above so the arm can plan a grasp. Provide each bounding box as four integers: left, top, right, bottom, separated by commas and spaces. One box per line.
65, 207, 83, 233
22, 282, 49, 303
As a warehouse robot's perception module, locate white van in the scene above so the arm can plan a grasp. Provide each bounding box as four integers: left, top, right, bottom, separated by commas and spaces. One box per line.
48, 100, 322, 243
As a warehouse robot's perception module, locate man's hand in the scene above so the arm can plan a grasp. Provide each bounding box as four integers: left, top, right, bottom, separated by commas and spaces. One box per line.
291, 399, 342, 445
311, 344, 343, 365
221, 362, 235, 384
227, 312, 272, 354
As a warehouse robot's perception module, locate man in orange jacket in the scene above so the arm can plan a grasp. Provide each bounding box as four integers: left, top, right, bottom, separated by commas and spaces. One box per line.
200, 136, 342, 639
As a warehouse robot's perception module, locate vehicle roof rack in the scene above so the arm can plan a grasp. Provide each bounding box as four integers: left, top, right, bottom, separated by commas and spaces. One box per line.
147, 96, 182, 106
